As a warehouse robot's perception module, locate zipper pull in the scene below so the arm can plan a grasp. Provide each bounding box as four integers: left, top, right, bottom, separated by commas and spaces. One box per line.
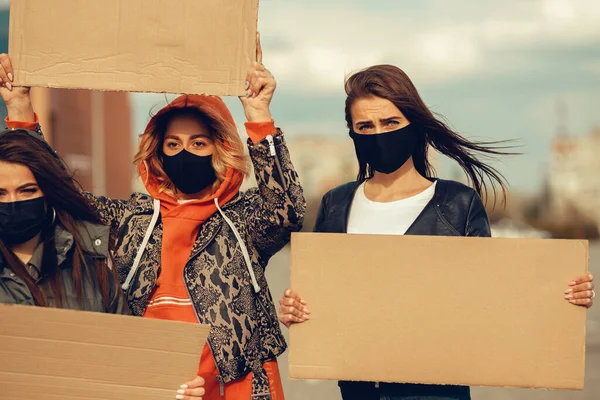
218, 376, 224, 396
266, 134, 276, 156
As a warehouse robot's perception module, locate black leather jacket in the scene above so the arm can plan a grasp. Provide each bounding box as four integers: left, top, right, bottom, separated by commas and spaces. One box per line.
313, 178, 491, 400
314, 178, 491, 237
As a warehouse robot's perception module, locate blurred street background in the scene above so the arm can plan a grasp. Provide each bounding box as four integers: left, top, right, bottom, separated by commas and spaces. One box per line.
1, 0, 598, 398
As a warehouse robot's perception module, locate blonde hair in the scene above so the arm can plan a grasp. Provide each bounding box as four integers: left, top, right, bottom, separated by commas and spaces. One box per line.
134, 104, 250, 196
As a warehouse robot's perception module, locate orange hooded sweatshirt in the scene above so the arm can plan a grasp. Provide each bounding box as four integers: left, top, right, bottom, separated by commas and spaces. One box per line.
139, 95, 283, 399
140, 95, 245, 323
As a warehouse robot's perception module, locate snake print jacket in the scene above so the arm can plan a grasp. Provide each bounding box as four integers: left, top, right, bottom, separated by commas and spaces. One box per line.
85, 132, 305, 399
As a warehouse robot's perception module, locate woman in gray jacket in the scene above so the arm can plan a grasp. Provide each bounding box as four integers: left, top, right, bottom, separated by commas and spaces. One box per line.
0, 128, 127, 313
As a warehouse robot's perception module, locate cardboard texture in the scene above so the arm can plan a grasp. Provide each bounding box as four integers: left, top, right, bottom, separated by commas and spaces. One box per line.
9, 0, 259, 96
0, 304, 210, 400
289, 233, 588, 390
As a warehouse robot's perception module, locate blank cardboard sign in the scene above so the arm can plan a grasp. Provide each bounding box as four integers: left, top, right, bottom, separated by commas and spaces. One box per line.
0, 304, 210, 400
289, 233, 588, 390
9, 0, 259, 96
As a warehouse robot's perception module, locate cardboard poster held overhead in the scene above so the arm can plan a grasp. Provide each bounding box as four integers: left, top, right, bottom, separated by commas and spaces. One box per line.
289, 233, 588, 390
0, 304, 210, 400
9, 0, 259, 96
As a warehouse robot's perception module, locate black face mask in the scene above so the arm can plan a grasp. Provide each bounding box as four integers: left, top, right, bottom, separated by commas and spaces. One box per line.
0, 197, 48, 245
162, 150, 217, 195
350, 124, 421, 174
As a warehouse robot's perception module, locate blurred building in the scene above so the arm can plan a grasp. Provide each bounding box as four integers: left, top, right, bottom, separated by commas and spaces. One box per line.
548, 127, 600, 225
286, 136, 357, 200
239, 134, 356, 202
39, 89, 134, 199
491, 218, 550, 239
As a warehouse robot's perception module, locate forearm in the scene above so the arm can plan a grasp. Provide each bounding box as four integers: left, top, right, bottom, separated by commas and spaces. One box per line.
5, 95, 38, 130
246, 130, 306, 256
6, 99, 35, 123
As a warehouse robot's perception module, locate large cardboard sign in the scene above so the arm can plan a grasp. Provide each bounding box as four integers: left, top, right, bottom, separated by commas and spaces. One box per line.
9, 0, 259, 95
289, 233, 588, 390
0, 304, 210, 400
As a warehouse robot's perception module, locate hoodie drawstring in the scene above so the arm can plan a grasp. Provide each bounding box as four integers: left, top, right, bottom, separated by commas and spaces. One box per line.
122, 199, 161, 291
122, 197, 260, 294
214, 198, 261, 293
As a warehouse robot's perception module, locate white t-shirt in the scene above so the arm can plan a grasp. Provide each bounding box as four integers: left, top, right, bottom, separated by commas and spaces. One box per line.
347, 181, 437, 235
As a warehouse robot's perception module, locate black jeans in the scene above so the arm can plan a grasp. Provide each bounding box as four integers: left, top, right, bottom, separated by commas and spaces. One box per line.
339, 381, 471, 400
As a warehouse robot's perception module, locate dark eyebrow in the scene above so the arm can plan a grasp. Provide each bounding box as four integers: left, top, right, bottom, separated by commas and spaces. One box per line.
17, 182, 39, 191
164, 133, 210, 140
380, 116, 404, 123
190, 134, 211, 140
355, 116, 403, 125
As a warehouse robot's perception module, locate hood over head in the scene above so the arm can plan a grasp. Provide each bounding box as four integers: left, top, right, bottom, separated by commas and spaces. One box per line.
139, 94, 244, 210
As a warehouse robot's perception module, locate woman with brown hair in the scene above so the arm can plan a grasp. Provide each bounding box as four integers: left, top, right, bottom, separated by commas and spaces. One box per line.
0, 35, 305, 400
278, 64, 594, 400
0, 128, 127, 313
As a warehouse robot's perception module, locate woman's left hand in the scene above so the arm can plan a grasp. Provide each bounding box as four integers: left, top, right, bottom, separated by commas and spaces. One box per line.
565, 272, 594, 308
239, 32, 276, 123
176, 376, 205, 400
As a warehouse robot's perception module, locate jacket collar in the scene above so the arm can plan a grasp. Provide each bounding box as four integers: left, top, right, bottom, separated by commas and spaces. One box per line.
328, 178, 448, 233
0, 221, 110, 277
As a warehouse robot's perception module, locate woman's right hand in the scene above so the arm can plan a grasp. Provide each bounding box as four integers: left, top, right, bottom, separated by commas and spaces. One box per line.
0, 54, 30, 103
278, 288, 310, 328
0, 53, 34, 121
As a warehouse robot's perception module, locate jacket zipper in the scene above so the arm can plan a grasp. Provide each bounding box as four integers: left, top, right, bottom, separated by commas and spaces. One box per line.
256, 294, 274, 330
266, 135, 288, 191
435, 204, 461, 236
263, 137, 289, 333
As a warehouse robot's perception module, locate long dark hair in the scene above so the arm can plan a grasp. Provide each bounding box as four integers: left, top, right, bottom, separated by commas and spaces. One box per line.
345, 64, 515, 204
0, 131, 113, 308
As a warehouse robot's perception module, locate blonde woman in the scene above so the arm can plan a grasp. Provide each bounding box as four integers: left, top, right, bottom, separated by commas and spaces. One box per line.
0, 37, 305, 400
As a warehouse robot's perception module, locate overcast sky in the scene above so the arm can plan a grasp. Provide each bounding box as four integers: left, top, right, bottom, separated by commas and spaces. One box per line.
128, 0, 598, 193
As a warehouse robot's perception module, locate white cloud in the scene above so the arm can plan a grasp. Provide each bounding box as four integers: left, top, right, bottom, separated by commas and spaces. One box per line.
257, 0, 600, 93
542, 0, 576, 23
413, 29, 483, 82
